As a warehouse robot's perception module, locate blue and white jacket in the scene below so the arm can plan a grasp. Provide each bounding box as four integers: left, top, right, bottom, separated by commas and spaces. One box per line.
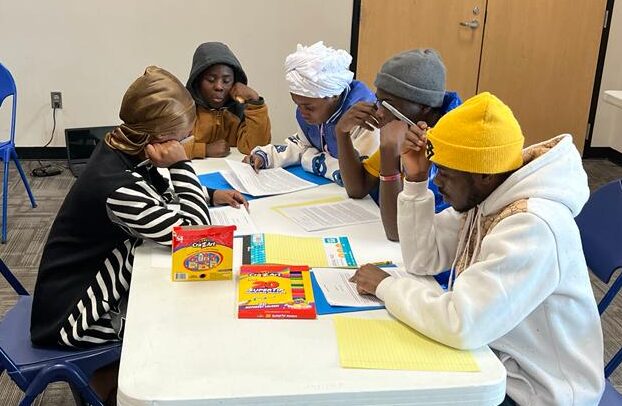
251, 80, 378, 185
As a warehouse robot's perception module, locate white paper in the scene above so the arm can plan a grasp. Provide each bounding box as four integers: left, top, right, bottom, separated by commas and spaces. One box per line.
220, 170, 248, 194
277, 200, 380, 232
312, 267, 410, 307
209, 205, 257, 236
224, 160, 316, 196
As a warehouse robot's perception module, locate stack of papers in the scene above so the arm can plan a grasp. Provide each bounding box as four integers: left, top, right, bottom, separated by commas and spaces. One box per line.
273, 197, 380, 232
313, 267, 409, 307
209, 206, 257, 236
222, 160, 316, 197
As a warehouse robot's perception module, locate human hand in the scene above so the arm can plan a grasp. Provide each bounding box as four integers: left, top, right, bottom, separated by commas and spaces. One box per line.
401, 121, 432, 182
145, 140, 188, 168
380, 119, 408, 156
230, 82, 259, 103
242, 154, 264, 173
212, 189, 249, 210
335, 101, 379, 137
348, 264, 391, 296
205, 139, 230, 158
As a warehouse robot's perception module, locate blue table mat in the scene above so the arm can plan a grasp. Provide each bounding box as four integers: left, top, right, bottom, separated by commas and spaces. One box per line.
311, 272, 383, 315
311, 268, 450, 315
198, 165, 331, 201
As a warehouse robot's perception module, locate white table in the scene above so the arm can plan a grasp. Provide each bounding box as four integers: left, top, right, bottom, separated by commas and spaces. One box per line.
117, 151, 506, 405
604, 90, 622, 110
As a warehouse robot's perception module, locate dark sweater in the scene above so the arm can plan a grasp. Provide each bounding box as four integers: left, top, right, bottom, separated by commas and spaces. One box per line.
31, 142, 212, 347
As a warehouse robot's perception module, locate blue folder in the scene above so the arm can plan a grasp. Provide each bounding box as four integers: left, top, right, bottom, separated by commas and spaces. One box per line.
311, 272, 384, 315
198, 165, 331, 201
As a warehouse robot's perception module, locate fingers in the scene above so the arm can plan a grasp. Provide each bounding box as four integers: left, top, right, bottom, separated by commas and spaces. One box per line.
252, 156, 262, 173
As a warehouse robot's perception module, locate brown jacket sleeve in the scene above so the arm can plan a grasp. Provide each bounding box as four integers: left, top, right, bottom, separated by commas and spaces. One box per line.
233, 101, 271, 155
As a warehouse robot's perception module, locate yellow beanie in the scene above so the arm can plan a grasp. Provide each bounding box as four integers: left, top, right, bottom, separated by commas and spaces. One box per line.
425, 92, 524, 174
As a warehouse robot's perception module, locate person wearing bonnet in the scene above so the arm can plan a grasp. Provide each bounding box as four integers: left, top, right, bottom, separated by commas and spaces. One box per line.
244, 41, 378, 185
30, 66, 247, 403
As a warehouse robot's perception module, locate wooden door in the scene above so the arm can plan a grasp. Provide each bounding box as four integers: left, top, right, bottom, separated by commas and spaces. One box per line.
356, 0, 487, 100
477, 0, 607, 153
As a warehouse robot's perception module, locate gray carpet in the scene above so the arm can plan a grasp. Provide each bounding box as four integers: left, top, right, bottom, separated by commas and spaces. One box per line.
1, 158, 622, 405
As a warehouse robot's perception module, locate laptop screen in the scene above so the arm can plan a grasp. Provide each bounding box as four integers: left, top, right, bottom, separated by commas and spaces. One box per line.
65, 126, 116, 163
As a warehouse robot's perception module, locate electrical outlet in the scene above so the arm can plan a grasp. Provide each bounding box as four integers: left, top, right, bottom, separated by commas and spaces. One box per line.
50, 92, 62, 109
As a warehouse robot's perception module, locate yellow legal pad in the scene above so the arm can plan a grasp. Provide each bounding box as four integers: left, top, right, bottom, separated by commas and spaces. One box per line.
333, 316, 480, 372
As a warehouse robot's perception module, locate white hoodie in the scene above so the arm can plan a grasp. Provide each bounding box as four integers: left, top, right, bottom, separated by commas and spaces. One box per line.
377, 135, 605, 405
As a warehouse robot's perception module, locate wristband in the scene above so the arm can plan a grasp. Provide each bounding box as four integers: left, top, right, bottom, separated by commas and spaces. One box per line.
379, 173, 401, 182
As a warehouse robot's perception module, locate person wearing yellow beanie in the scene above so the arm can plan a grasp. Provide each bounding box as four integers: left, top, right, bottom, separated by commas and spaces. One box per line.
30, 66, 248, 404
351, 92, 604, 405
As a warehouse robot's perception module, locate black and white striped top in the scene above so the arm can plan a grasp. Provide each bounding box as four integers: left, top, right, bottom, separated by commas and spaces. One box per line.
31, 143, 213, 347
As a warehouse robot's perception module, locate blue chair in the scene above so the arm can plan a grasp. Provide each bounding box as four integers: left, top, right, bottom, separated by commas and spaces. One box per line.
0, 258, 121, 406
0, 63, 37, 244
575, 179, 622, 405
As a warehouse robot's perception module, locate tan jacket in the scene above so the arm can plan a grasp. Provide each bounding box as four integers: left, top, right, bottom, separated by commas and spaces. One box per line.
191, 102, 271, 157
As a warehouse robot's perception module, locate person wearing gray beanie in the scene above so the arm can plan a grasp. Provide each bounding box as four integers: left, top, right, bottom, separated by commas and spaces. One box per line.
374, 48, 446, 108
336, 48, 462, 241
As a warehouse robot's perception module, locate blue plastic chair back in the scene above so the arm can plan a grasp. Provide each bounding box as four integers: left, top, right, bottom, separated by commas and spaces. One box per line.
576, 179, 622, 383
0, 259, 121, 405
0, 63, 17, 145
576, 179, 622, 314
0, 63, 37, 244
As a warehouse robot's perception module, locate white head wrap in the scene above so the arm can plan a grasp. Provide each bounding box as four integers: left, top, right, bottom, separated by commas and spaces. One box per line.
284, 41, 354, 98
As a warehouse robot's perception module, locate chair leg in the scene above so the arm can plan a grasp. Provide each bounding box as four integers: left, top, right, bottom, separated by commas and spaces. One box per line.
2, 154, 9, 243
22, 363, 105, 406
10, 149, 37, 208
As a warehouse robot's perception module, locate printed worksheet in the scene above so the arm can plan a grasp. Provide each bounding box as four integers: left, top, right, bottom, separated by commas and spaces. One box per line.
312, 267, 410, 307
209, 206, 257, 236
274, 199, 380, 232
224, 160, 316, 196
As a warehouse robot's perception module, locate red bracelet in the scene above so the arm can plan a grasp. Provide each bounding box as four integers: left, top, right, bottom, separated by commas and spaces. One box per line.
379, 173, 401, 182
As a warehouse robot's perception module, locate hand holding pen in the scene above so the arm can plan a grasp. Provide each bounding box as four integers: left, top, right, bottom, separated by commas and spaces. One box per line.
242, 154, 264, 173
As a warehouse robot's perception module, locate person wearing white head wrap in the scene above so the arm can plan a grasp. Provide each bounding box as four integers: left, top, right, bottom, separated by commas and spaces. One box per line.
244, 42, 378, 188
285, 41, 354, 99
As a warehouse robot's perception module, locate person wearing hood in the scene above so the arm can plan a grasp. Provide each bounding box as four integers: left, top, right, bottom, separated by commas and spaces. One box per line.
350, 93, 605, 405
243, 41, 378, 185
186, 42, 271, 157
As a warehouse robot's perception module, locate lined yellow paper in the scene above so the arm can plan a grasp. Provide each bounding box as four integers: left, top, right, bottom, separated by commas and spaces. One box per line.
264, 234, 329, 267
333, 316, 479, 372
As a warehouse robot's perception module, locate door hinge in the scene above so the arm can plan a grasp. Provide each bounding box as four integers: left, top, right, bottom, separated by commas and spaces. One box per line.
604, 9, 609, 29
585, 122, 592, 141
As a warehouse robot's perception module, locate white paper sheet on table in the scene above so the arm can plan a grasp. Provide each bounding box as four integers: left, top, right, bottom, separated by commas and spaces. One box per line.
313, 267, 410, 307
209, 205, 257, 236
274, 199, 380, 232
220, 170, 246, 192
224, 160, 316, 196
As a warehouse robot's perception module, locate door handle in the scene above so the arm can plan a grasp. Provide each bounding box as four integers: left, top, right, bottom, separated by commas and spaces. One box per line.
459, 19, 480, 29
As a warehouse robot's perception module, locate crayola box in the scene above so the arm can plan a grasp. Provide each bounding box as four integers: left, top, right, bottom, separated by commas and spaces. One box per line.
171, 225, 236, 281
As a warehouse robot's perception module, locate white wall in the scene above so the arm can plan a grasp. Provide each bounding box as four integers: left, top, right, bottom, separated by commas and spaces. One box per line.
592, 0, 622, 153
0, 0, 353, 147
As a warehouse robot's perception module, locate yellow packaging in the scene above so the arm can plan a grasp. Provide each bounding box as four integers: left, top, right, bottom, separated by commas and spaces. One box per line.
171, 225, 236, 281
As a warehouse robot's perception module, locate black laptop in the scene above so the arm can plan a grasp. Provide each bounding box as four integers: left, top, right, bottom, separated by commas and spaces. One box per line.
65, 126, 116, 177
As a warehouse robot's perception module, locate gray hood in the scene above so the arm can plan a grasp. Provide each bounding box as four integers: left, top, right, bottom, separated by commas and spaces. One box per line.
186, 42, 248, 108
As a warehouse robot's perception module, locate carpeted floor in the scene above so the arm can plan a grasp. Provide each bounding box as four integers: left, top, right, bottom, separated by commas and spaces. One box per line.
1, 158, 622, 405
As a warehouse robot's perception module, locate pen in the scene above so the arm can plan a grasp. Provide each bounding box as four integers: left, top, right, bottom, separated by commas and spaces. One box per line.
381, 100, 416, 126
136, 159, 150, 168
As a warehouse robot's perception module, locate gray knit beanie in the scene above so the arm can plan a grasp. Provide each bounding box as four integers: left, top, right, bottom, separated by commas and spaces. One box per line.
374, 48, 446, 107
